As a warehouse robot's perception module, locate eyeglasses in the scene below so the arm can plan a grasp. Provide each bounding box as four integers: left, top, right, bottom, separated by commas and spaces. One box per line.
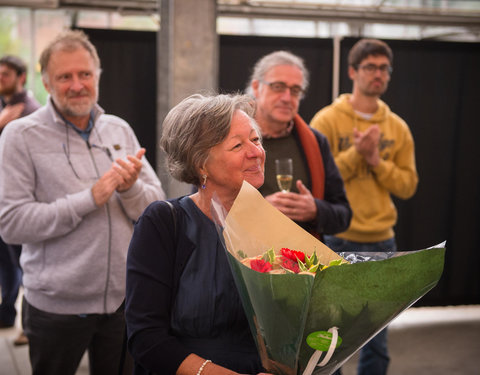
260, 80, 305, 97
357, 64, 393, 75
63, 142, 114, 181
63, 126, 114, 180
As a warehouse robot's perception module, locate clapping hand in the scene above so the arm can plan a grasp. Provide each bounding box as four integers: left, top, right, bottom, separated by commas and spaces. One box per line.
0, 103, 25, 128
91, 148, 145, 206
353, 124, 380, 167
113, 148, 145, 192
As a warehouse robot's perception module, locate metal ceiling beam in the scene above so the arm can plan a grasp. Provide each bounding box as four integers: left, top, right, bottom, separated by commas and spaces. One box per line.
0, 0, 157, 12
217, 3, 480, 29
60, 0, 157, 12
1, 0, 479, 30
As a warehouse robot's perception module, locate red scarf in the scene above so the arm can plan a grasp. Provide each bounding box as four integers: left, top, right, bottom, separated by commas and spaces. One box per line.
294, 114, 325, 200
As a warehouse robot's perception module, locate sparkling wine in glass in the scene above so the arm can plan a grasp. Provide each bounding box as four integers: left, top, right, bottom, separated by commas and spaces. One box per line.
275, 158, 293, 193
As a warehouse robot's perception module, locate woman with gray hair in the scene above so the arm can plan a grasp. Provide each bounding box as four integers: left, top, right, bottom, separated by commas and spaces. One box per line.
125, 93, 271, 375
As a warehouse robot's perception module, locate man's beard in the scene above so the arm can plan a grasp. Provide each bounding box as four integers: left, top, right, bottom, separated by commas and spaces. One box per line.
364, 80, 388, 97
0, 84, 16, 97
52, 87, 98, 118
62, 100, 95, 117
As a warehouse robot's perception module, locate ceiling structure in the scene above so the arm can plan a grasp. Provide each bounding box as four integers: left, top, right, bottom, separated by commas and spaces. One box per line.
1, 0, 479, 40
218, 1, 480, 28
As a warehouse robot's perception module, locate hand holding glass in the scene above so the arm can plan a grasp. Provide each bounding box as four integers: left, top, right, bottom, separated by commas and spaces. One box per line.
275, 158, 293, 193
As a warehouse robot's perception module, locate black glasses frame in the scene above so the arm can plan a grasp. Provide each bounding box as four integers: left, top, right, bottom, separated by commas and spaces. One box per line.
260, 80, 305, 97
356, 64, 393, 75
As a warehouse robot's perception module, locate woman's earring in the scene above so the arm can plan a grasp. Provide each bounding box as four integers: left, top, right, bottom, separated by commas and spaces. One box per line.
201, 174, 207, 189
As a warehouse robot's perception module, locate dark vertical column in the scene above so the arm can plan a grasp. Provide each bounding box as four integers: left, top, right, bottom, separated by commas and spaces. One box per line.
157, 0, 218, 197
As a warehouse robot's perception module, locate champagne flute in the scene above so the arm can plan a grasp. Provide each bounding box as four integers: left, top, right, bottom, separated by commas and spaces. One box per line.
275, 158, 293, 193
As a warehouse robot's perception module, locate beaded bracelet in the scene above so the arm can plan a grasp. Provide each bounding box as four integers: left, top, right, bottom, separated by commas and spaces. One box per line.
196, 359, 212, 375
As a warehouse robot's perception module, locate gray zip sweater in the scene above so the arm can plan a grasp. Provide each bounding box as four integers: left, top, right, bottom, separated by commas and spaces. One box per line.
0, 98, 165, 315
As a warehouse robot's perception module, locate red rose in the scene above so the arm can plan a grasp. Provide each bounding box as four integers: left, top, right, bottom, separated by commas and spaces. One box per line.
280, 247, 305, 263
250, 259, 273, 273
281, 257, 300, 273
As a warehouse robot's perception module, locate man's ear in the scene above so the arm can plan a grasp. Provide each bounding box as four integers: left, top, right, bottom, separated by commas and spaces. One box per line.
251, 80, 260, 98
348, 65, 356, 81
18, 72, 27, 88
42, 76, 51, 94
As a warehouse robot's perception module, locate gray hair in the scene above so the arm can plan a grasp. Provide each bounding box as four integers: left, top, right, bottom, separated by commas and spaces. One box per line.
40, 29, 101, 82
160, 93, 259, 186
245, 50, 310, 95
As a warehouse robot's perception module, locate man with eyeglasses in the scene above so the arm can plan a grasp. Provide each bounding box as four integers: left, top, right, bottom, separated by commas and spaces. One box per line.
246, 50, 352, 239
0, 30, 165, 374
311, 38, 418, 375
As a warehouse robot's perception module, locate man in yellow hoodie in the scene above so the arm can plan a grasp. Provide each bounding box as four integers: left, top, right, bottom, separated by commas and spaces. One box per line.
310, 39, 418, 375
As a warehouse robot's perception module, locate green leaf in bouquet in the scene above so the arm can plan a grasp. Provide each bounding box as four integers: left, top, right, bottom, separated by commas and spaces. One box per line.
280, 264, 299, 274
237, 250, 248, 259
328, 259, 343, 267
264, 246, 276, 264
307, 264, 320, 273
298, 260, 309, 273
304, 252, 318, 269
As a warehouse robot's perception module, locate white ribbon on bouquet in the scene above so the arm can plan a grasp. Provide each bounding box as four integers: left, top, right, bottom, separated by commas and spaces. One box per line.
302, 327, 339, 375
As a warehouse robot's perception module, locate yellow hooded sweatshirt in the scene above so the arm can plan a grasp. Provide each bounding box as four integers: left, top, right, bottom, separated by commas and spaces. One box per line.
310, 94, 418, 243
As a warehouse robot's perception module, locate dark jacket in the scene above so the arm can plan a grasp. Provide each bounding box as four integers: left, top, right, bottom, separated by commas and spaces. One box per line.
125, 199, 194, 375
260, 114, 352, 237
0, 90, 40, 118
125, 198, 262, 375
296, 124, 352, 236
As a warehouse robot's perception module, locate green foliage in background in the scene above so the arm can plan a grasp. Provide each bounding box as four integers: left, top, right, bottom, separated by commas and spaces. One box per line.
0, 12, 21, 55
0, 9, 48, 105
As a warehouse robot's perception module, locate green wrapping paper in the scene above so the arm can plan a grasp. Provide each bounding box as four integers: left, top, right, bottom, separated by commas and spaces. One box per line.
212, 182, 445, 375
299, 247, 445, 374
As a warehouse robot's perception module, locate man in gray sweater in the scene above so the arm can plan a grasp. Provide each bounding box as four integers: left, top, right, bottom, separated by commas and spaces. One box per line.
0, 30, 165, 374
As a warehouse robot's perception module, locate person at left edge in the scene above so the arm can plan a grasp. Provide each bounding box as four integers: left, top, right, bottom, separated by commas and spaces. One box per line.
0, 55, 40, 129
0, 30, 165, 375
0, 55, 41, 346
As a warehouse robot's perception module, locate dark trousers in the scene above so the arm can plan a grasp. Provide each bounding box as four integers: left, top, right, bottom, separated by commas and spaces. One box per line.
23, 297, 127, 375
0, 240, 22, 326
357, 327, 389, 375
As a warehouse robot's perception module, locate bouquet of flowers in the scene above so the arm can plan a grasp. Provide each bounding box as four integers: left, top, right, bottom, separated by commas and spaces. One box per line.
212, 181, 445, 375
241, 246, 344, 276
